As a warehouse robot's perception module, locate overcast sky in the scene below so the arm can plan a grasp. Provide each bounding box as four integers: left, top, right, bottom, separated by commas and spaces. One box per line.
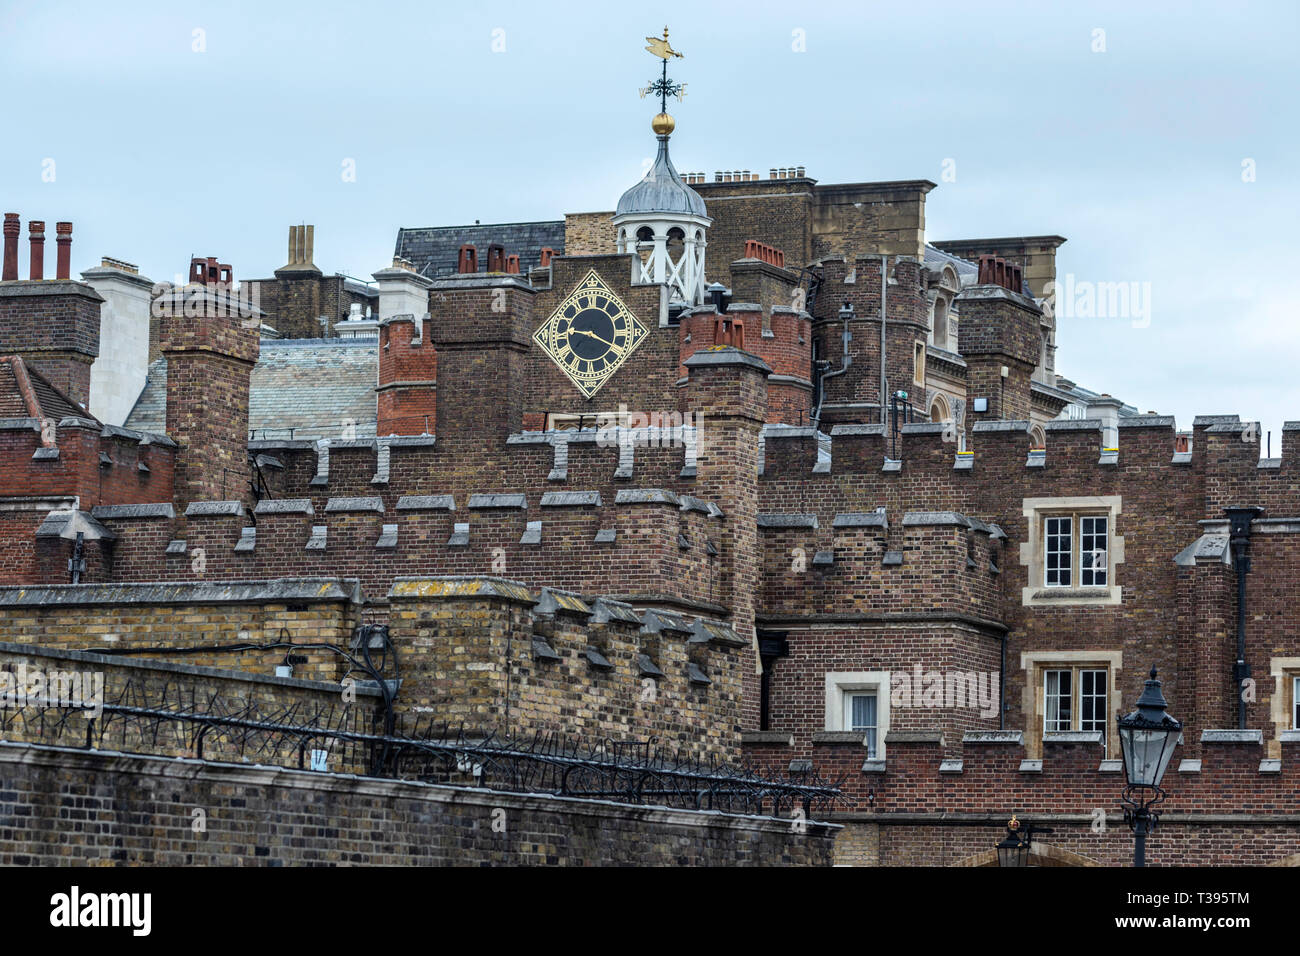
4, 0, 1297, 447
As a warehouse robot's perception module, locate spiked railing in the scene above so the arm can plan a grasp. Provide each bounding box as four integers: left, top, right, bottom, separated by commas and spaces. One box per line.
0, 676, 846, 820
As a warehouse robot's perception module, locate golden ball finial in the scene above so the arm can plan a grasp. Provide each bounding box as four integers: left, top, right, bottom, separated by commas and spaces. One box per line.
651, 112, 675, 136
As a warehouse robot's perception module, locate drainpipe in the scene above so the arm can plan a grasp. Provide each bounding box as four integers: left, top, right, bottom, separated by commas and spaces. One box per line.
879, 256, 888, 429
1225, 506, 1261, 730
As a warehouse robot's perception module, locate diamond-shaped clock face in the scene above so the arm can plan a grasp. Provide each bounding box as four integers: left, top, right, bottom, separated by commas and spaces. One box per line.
533, 269, 648, 399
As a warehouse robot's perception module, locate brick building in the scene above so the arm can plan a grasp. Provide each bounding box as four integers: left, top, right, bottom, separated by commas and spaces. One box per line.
0, 100, 1296, 867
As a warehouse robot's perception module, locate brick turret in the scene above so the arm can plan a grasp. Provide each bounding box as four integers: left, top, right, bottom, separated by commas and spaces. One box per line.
812, 255, 930, 427
682, 345, 770, 729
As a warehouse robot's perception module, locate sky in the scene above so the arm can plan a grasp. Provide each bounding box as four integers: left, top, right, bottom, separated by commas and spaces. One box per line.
3, 0, 1297, 447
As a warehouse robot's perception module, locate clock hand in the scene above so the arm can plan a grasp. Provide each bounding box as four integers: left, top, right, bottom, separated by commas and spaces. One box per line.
573, 329, 625, 354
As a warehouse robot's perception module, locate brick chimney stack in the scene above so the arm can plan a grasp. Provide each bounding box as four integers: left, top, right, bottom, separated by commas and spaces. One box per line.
156, 284, 262, 510
55, 222, 72, 280
427, 273, 534, 446
377, 314, 437, 436
27, 221, 44, 280
955, 273, 1042, 435
0, 214, 103, 409
2, 214, 18, 281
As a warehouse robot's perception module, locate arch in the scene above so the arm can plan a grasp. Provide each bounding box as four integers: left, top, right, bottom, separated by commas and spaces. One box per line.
929, 392, 951, 424
953, 842, 1103, 867
636, 225, 654, 243
1030, 424, 1046, 450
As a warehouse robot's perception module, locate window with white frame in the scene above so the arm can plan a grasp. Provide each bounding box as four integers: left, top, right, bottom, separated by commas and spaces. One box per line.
1023, 496, 1124, 607
1044, 513, 1108, 588
825, 671, 890, 759
1045, 516, 1072, 587
1080, 516, 1108, 587
845, 691, 879, 758
1043, 666, 1108, 747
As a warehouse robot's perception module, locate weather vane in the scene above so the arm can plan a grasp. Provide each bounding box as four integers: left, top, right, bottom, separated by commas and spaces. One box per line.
639, 26, 686, 113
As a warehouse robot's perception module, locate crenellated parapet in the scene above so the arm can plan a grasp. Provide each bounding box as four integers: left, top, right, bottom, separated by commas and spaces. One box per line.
388, 576, 748, 759
66, 489, 730, 616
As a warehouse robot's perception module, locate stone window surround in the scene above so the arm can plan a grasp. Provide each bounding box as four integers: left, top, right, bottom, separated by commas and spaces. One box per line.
1020, 495, 1125, 607
824, 670, 892, 757
1021, 650, 1123, 759
1269, 658, 1300, 757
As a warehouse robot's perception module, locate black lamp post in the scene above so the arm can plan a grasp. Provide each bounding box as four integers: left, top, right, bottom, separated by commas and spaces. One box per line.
1117, 667, 1181, 867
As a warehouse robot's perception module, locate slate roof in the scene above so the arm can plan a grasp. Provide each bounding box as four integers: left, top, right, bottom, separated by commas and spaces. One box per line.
394, 220, 566, 279
125, 338, 379, 441
923, 244, 979, 285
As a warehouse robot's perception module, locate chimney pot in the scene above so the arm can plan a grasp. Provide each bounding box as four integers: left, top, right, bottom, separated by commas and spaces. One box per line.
27, 220, 45, 281
55, 222, 72, 280
2, 213, 18, 281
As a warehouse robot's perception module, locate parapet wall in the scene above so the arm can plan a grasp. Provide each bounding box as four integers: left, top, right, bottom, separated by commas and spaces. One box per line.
0, 741, 835, 866
61, 486, 729, 616
768, 731, 1300, 866
388, 576, 748, 760
0, 578, 362, 683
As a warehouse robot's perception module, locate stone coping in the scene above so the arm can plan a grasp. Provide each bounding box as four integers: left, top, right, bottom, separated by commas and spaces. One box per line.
0, 578, 361, 607
0, 639, 380, 696
0, 740, 841, 832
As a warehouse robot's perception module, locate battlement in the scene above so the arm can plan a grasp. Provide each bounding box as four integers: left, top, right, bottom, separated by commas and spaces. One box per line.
54, 486, 731, 617
748, 728, 1300, 821
389, 575, 747, 758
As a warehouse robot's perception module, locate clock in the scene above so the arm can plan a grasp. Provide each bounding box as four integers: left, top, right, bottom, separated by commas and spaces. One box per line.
533, 269, 649, 398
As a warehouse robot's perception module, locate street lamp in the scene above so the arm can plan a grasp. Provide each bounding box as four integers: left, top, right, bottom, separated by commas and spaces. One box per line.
996, 815, 1030, 867
1117, 667, 1182, 867
995, 815, 1053, 867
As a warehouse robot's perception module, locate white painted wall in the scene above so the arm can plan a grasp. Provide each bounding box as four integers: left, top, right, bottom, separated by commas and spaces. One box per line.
82, 262, 155, 426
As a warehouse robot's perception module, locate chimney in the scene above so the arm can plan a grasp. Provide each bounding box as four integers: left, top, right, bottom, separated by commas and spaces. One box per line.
373, 261, 433, 331
428, 273, 534, 445
55, 222, 72, 280
3, 213, 18, 281
275, 224, 321, 277
955, 277, 1042, 431
156, 282, 262, 510
457, 244, 477, 273
0, 244, 104, 409
486, 243, 505, 272
28, 220, 44, 280
81, 257, 156, 426
377, 313, 437, 436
